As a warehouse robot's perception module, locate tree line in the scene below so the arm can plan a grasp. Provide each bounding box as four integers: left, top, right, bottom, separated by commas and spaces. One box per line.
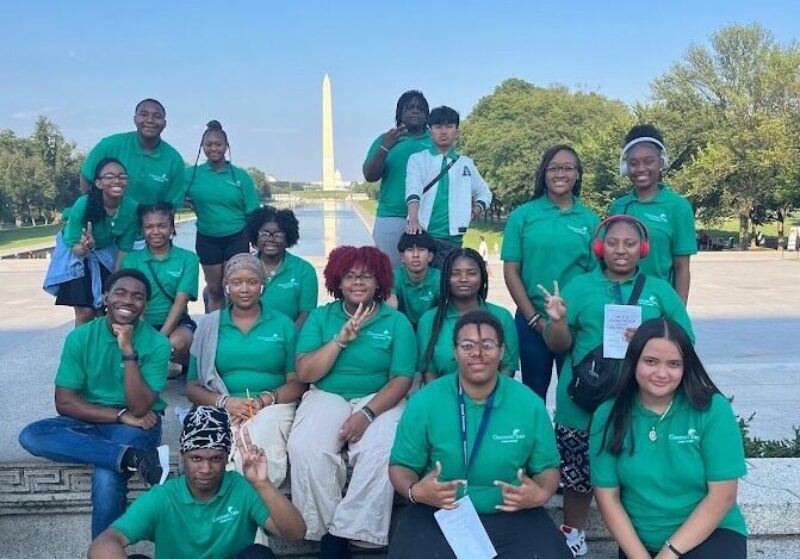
459, 24, 800, 248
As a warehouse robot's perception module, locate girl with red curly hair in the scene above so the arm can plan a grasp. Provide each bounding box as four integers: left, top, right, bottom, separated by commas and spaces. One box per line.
288, 246, 416, 556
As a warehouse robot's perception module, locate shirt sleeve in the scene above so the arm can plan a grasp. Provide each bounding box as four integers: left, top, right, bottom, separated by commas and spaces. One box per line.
588, 402, 620, 488
167, 157, 188, 209
111, 485, 163, 544
500, 207, 523, 262
298, 260, 319, 312
499, 310, 520, 375
468, 160, 492, 209
81, 138, 110, 182
416, 312, 435, 373
139, 334, 171, 394
658, 279, 695, 343
526, 398, 561, 474
701, 395, 747, 482
672, 197, 698, 257
295, 308, 325, 355
283, 322, 297, 374
405, 153, 424, 204
363, 134, 384, 166
243, 478, 271, 532
178, 252, 200, 300
389, 391, 430, 473
389, 314, 417, 378
62, 196, 88, 247
54, 329, 87, 389
240, 169, 261, 214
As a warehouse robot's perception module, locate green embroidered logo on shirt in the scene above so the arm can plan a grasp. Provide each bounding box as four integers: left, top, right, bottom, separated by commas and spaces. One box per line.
567, 225, 590, 237
257, 334, 283, 343
637, 295, 659, 307
668, 428, 700, 445
492, 428, 527, 444
276, 278, 299, 289
212, 506, 241, 524
365, 329, 392, 341
149, 173, 169, 183
644, 212, 669, 223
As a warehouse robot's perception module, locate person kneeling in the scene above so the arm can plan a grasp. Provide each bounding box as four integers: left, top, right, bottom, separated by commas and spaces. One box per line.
88, 405, 306, 559
388, 310, 572, 558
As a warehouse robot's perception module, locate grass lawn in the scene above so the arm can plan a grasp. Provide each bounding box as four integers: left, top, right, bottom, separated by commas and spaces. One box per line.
0, 223, 62, 251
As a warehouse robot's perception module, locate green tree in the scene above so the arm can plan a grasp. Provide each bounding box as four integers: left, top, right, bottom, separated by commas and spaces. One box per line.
247, 166, 271, 200
459, 78, 633, 212
647, 24, 800, 248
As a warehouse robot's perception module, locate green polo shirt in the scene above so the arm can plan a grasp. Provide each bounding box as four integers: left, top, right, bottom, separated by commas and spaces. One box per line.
296, 301, 416, 399
392, 265, 441, 328
501, 195, 600, 313
62, 194, 139, 252
427, 148, 462, 243
417, 302, 520, 377
365, 131, 433, 217
185, 162, 260, 237
609, 183, 697, 283
391, 374, 560, 514
187, 305, 296, 397
259, 252, 318, 322
55, 317, 170, 411
81, 132, 186, 208
121, 245, 200, 327
112, 471, 270, 559
554, 269, 694, 430
590, 392, 748, 551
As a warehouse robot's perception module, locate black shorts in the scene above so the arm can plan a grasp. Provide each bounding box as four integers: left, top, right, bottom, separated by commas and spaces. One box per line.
556, 424, 592, 493
195, 229, 250, 266
55, 260, 112, 309
154, 314, 197, 333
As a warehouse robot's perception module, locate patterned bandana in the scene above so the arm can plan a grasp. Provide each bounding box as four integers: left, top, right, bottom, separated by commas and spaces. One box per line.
180, 406, 232, 454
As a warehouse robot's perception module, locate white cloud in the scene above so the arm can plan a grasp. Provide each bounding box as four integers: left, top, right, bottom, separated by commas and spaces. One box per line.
10, 106, 58, 120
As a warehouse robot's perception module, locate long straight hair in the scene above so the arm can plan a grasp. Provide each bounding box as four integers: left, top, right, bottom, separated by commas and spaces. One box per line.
598, 318, 720, 456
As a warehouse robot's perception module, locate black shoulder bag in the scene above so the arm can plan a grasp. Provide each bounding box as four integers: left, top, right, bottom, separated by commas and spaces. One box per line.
567, 274, 646, 413
421, 156, 459, 196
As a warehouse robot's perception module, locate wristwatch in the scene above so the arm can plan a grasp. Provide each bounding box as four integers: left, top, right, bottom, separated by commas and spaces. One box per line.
122, 351, 139, 362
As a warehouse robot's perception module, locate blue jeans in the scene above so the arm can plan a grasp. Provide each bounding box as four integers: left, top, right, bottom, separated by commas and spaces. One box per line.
18, 415, 162, 538
515, 310, 564, 400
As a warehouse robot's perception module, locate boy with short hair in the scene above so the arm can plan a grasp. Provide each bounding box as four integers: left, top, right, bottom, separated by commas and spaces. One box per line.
389, 232, 441, 329
405, 106, 492, 267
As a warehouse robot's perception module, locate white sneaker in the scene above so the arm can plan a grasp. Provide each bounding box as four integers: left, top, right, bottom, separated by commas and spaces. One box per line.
561, 524, 588, 557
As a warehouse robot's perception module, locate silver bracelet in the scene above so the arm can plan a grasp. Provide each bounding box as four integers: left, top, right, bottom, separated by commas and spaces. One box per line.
333, 334, 348, 349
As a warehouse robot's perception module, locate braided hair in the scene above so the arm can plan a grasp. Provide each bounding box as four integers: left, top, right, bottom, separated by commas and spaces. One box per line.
421, 248, 488, 372
186, 120, 238, 191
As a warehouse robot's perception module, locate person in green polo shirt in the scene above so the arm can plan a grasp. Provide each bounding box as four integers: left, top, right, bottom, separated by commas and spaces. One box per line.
81, 99, 185, 209
609, 124, 697, 304
388, 310, 572, 559
591, 319, 747, 559
363, 90, 432, 268
186, 120, 261, 312
541, 215, 695, 558
88, 405, 306, 559
186, 254, 306, 488
387, 232, 440, 329
247, 205, 318, 329
45, 158, 139, 326
406, 106, 493, 268
418, 248, 519, 383
502, 144, 600, 401
288, 246, 415, 556
20, 269, 170, 538
122, 203, 199, 374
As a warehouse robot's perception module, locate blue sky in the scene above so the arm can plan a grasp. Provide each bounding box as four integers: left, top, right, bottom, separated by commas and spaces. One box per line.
1, 1, 797, 182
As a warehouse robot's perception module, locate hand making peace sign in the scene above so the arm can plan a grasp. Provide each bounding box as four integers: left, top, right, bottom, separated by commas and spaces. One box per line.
536, 280, 567, 323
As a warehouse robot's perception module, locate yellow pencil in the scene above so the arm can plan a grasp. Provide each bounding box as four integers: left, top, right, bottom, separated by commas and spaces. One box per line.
246, 389, 254, 418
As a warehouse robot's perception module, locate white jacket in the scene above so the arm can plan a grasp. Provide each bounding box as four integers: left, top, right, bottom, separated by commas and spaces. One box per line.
405, 150, 493, 237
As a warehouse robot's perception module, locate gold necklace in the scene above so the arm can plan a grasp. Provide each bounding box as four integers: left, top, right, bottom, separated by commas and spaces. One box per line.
648, 399, 674, 442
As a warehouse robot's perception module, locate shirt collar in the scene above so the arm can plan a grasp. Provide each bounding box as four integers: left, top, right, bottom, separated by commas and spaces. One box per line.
426, 146, 459, 159
176, 471, 233, 504
131, 131, 163, 157
221, 303, 271, 328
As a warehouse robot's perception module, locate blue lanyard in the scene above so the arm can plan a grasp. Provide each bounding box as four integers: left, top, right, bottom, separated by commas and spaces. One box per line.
458, 379, 497, 480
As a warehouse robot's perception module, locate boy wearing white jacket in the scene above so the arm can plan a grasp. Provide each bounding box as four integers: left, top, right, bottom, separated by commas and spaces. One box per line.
405, 106, 492, 267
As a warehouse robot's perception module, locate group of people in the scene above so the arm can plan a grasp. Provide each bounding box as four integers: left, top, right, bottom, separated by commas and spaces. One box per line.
19, 90, 747, 559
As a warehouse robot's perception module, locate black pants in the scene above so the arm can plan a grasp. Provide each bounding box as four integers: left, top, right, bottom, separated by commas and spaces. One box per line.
388, 504, 573, 559
129, 543, 275, 559
618, 529, 746, 559
430, 238, 462, 269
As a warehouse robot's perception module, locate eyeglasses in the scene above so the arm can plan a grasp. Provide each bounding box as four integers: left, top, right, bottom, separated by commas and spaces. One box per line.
456, 340, 500, 353
343, 272, 375, 283
258, 230, 286, 240
545, 165, 578, 174
99, 173, 129, 182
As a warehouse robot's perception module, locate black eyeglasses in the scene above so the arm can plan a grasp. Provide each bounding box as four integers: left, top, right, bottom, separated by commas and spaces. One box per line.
456, 340, 500, 353
99, 173, 129, 182
258, 230, 286, 240
545, 165, 578, 174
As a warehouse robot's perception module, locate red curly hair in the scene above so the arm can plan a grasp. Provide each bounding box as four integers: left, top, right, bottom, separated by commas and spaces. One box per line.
324, 246, 393, 301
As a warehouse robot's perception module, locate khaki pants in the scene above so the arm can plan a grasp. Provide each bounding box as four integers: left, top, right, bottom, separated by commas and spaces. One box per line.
229, 402, 296, 488
287, 388, 404, 545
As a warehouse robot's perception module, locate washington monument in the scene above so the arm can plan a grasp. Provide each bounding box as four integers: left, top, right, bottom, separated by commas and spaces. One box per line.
322, 74, 335, 191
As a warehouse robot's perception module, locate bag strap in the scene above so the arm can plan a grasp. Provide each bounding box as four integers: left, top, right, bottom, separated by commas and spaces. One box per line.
422, 156, 459, 195
626, 274, 646, 305
146, 260, 175, 303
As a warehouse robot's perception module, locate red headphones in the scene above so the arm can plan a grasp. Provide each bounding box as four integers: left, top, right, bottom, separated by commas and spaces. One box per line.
592, 215, 650, 259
